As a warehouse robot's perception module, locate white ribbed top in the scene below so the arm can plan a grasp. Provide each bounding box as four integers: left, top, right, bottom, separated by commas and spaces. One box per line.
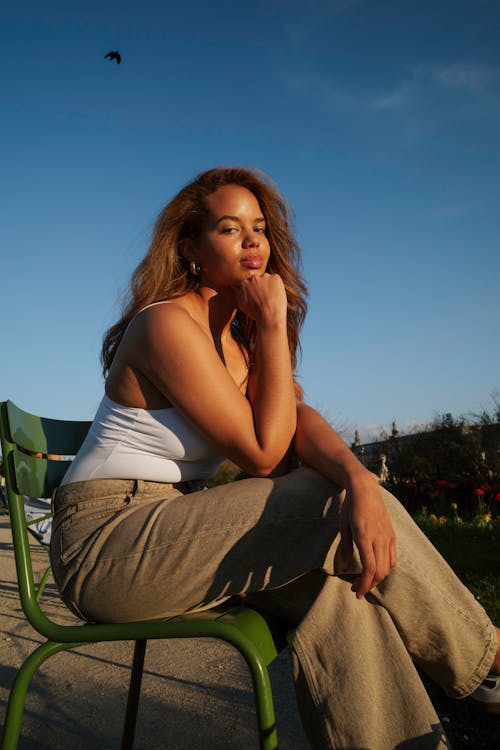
61, 394, 223, 485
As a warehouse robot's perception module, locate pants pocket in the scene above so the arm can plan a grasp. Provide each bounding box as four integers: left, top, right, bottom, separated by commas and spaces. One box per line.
58, 497, 133, 565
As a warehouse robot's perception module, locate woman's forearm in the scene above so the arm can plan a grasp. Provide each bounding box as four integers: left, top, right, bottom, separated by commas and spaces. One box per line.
247, 320, 297, 473
232, 274, 297, 474
294, 402, 377, 489
294, 402, 396, 599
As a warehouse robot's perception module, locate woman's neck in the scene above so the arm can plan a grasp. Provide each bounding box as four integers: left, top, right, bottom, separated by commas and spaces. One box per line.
194, 286, 238, 342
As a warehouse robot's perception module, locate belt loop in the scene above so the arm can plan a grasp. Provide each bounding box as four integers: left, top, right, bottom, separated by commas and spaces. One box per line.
125, 479, 139, 502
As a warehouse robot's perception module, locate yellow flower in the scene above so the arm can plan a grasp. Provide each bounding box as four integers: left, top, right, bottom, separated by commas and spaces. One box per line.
457, 517, 463, 524
438, 516, 447, 524
450, 502, 457, 511
429, 513, 438, 524
482, 513, 492, 524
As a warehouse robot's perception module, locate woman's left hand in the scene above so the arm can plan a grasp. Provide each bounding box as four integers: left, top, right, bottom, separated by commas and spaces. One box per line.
339, 473, 396, 599
293, 403, 397, 599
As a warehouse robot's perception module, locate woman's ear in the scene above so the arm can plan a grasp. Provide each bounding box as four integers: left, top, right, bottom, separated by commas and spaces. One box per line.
179, 237, 196, 263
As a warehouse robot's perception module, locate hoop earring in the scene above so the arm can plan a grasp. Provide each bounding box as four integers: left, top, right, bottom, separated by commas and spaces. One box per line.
190, 260, 201, 276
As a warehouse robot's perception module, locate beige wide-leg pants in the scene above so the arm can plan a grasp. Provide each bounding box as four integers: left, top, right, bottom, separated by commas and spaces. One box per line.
50, 468, 497, 750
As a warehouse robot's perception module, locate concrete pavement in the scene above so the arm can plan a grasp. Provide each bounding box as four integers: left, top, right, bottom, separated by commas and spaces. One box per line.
0, 515, 309, 749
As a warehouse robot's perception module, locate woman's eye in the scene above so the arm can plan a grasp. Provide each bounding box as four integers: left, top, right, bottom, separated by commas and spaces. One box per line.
255, 227, 266, 233
221, 226, 238, 234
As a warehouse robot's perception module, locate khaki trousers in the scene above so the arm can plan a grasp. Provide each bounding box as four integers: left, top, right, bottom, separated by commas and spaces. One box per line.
50, 468, 497, 750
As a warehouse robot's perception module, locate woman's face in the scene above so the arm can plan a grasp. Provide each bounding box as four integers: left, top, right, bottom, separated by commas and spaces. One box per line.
192, 184, 271, 290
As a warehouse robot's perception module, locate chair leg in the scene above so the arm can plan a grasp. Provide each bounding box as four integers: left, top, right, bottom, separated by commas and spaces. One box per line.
1, 640, 81, 750
121, 639, 147, 750
248, 661, 279, 750
35, 565, 52, 602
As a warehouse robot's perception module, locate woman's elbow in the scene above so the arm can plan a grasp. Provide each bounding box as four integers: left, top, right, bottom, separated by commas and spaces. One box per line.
239, 460, 277, 478
249, 464, 277, 478
240, 449, 293, 478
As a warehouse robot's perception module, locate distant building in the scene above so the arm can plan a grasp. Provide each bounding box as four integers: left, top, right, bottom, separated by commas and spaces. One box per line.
351, 421, 500, 483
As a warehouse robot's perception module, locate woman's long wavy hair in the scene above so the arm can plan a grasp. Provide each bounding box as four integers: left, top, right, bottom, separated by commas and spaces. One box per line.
101, 167, 308, 394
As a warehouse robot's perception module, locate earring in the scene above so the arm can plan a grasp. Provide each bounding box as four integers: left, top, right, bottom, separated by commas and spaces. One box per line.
190, 260, 201, 276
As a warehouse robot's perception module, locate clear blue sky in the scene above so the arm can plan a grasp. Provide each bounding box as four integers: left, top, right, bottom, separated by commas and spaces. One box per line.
2, 0, 499, 442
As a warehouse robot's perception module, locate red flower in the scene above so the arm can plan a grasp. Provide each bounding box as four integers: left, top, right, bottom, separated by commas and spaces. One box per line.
473, 488, 484, 495
448, 482, 459, 489
428, 490, 439, 499
483, 483, 493, 492
495, 493, 500, 501
436, 480, 448, 487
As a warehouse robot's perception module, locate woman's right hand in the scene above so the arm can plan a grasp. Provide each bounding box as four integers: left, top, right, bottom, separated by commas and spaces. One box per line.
234, 273, 288, 326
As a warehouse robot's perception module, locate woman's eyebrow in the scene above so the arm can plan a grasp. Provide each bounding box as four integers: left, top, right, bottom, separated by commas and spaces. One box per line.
214, 215, 266, 225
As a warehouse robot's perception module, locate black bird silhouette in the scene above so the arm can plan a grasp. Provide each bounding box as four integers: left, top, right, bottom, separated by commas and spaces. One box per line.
104, 50, 121, 64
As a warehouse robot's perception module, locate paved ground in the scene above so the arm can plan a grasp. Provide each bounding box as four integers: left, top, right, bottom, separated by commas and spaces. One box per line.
0, 515, 309, 749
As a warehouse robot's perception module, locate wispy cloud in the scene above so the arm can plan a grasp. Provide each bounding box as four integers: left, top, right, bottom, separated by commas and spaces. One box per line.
285, 60, 500, 120
367, 62, 500, 114
368, 85, 412, 111
412, 61, 500, 93
286, 71, 411, 115
282, 0, 363, 43
428, 202, 482, 219
286, 71, 360, 110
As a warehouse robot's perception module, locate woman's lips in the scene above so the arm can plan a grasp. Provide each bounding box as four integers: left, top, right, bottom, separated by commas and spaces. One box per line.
240, 255, 263, 269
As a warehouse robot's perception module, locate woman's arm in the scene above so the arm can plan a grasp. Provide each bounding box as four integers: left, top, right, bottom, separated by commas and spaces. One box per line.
125, 275, 296, 477
294, 402, 396, 599
235, 274, 297, 467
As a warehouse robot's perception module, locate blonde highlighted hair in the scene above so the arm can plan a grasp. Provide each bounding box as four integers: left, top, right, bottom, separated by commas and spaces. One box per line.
101, 167, 308, 395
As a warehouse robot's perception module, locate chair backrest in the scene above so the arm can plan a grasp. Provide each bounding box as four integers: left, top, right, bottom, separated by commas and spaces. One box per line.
1, 400, 90, 496
0, 400, 90, 628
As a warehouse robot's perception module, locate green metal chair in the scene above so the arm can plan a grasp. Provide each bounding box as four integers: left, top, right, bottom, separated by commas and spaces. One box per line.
18, 500, 52, 602
0, 400, 284, 750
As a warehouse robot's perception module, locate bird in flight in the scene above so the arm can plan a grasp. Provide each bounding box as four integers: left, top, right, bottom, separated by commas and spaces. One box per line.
104, 51, 121, 64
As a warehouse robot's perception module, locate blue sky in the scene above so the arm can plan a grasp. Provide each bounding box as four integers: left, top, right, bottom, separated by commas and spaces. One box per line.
1, 0, 499, 442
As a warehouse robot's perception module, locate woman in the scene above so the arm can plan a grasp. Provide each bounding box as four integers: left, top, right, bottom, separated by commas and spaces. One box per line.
51, 167, 499, 749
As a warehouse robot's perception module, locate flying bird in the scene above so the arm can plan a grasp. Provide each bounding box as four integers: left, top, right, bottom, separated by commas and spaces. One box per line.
104, 51, 121, 64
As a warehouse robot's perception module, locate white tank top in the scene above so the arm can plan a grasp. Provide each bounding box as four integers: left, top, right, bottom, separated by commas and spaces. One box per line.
62, 395, 224, 485
62, 300, 225, 485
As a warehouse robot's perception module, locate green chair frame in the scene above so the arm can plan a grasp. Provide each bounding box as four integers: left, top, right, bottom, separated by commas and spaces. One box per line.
0, 400, 284, 749
21, 506, 52, 602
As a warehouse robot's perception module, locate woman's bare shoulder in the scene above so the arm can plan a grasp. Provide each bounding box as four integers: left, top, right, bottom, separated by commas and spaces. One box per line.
126, 299, 215, 366
130, 296, 205, 335
136, 297, 192, 319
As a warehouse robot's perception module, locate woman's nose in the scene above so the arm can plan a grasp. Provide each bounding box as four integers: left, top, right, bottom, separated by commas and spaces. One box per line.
242, 229, 260, 247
